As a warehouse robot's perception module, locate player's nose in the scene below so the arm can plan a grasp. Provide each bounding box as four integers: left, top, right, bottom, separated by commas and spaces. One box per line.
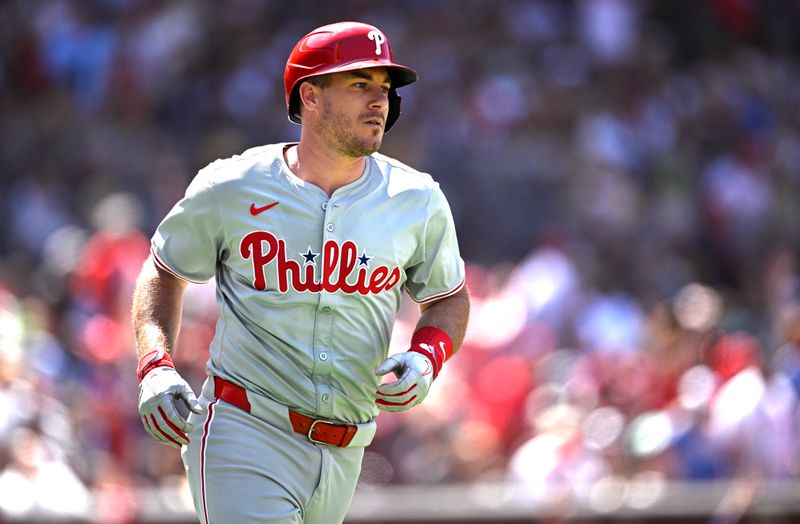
367, 87, 389, 111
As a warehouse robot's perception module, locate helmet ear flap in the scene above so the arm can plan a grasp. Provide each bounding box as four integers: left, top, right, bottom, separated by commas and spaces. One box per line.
385, 88, 402, 133
288, 87, 302, 124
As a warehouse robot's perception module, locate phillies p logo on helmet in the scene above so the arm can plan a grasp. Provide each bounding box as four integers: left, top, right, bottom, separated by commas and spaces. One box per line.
367, 30, 386, 55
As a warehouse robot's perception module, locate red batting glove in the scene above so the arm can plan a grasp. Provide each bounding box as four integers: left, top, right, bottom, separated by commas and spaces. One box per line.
375, 327, 453, 412
406, 326, 453, 380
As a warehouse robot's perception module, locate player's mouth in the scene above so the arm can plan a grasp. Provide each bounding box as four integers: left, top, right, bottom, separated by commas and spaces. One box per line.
362, 115, 385, 129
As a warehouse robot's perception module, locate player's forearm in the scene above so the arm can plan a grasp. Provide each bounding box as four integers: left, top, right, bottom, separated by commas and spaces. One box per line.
132, 256, 189, 360
417, 287, 470, 352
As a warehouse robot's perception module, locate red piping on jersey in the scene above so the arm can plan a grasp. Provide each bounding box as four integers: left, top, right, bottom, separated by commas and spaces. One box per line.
409, 276, 465, 304
200, 400, 217, 524
150, 247, 208, 284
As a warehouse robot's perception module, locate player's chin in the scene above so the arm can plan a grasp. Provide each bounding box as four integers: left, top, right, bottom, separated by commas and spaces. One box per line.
359, 134, 384, 154
363, 129, 384, 145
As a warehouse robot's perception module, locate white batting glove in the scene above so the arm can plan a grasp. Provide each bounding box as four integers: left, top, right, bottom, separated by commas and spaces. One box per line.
375, 352, 434, 412
138, 365, 201, 448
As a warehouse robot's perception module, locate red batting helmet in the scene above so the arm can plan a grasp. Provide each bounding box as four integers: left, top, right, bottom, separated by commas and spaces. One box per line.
284, 21, 418, 132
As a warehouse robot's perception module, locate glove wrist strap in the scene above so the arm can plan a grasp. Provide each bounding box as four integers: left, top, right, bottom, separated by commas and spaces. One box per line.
137, 350, 175, 382
408, 326, 453, 380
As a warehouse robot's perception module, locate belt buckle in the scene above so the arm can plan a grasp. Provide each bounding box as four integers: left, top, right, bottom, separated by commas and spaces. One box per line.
307, 419, 334, 445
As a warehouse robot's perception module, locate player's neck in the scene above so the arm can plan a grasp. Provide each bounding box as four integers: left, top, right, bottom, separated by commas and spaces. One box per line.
288, 139, 367, 197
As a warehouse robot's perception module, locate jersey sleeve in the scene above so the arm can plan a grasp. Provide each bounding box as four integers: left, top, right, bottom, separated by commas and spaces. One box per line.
150, 171, 224, 283
404, 185, 466, 303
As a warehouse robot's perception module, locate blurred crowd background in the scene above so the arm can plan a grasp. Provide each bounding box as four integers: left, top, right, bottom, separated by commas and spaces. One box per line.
2, 0, 800, 521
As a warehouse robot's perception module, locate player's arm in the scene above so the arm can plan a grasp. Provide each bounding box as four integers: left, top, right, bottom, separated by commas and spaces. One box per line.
376, 183, 469, 412
376, 287, 470, 412
132, 255, 201, 448
132, 255, 188, 360
416, 286, 470, 352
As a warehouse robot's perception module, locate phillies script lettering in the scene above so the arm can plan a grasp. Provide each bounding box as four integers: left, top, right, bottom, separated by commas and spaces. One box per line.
240, 231, 401, 294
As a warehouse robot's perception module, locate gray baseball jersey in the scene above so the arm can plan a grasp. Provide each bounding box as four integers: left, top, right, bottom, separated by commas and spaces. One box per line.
151, 142, 465, 424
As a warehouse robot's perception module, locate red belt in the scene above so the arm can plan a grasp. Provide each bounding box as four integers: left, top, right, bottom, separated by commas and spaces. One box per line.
213, 376, 358, 448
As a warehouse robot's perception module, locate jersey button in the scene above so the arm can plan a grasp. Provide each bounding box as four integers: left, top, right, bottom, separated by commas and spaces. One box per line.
326, 223, 334, 232
321, 394, 330, 403
319, 352, 328, 361
321, 306, 331, 313
322, 202, 328, 210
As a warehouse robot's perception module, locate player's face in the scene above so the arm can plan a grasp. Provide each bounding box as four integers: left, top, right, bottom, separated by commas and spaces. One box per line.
316, 67, 391, 158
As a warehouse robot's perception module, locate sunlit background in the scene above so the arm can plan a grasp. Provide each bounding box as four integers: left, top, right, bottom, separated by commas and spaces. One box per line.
2, 0, 800, 522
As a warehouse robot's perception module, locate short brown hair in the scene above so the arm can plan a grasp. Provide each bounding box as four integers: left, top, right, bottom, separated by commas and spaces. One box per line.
305, 74, 331, 89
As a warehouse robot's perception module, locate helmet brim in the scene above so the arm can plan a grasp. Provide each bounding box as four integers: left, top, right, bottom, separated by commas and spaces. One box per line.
297, 60, 417, 88
287, 61, 417, 124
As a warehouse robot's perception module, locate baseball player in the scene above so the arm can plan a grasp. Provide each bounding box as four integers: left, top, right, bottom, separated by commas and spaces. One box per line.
132, 21, 469, 524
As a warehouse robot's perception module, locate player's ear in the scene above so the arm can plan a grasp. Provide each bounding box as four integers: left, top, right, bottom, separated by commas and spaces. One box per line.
298, 81, 320, 117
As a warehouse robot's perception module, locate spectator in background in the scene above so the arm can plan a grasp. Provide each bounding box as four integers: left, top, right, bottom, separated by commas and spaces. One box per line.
0, 427, 91, 518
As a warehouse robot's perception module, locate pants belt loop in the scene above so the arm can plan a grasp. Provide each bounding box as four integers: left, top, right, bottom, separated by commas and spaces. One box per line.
213, 376, 251, 412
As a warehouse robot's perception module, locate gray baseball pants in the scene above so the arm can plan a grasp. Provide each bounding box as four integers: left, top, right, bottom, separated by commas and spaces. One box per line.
181, 377, 375, 523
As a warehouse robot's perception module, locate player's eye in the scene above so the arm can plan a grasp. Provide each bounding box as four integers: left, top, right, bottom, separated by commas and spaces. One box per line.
380, 85, 390, 94
353, 82, 367, 88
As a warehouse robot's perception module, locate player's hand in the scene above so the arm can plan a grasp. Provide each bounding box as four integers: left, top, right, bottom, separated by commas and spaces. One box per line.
138, 367, 202, 448
375, 352, 434, 412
